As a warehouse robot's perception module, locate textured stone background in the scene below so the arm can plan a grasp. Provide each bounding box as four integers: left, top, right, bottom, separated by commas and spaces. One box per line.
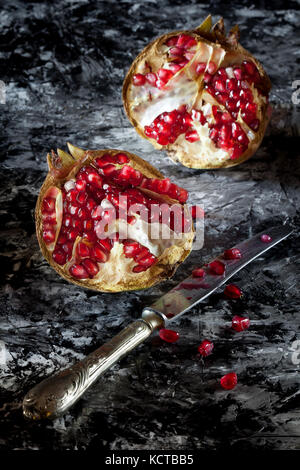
0, 0, 299, 450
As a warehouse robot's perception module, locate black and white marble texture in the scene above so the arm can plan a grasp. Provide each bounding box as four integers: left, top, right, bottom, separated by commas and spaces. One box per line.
0, 0, 299, 451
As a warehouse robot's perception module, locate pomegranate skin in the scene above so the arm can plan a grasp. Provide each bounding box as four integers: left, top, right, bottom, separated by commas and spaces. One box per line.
123, 15, 271, 170
36, 144, 195, 293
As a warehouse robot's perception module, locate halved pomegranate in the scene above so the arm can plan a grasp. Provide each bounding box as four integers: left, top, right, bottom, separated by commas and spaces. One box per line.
123, 15, 271, 169
36, 144, 194, 292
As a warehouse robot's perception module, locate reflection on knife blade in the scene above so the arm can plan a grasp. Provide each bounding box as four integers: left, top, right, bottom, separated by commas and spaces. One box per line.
146, 224, 293, 322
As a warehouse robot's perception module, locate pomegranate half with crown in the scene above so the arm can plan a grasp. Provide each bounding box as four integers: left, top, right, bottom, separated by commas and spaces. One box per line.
123, 15, 271, 169
36, 143, 194, 292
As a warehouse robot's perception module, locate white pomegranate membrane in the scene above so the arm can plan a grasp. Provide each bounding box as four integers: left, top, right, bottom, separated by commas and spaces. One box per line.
40, 152, 191, 281
128, 33, 268, 163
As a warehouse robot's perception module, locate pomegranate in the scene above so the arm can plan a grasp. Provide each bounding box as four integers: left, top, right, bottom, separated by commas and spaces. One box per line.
123, 15, 271, 169
36, 143, 194, 292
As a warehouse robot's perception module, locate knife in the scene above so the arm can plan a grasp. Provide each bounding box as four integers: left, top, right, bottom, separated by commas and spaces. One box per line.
23, 224, 293, 420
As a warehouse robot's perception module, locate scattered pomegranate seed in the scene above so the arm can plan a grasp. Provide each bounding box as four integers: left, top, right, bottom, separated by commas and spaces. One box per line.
224, 284, 242, 299
232, 315, 250, 332
260, 234, 272, 243
159, 329, 179, 343
209, 260, 225, 275
192, 268, 205, 278
220, 372, 238, 390
198, 340, 214, 357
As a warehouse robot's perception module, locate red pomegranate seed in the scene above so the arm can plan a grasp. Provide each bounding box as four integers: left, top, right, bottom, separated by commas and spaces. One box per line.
76, 242, 90, 258
243, 60, 256, 76
52, 248, 67, 265
232, 315, 250, 332
177, 34, 194, 47
115, 153, 129, 164
134, 246, 149, 262
192, 268, 205, 278
185, 129, 200, 142
249, 119, 260, 131
166, 36, 178, 47
233, 67, 243, 80
145, 72, 157, 86
83, 231, 97, 243
169, 46, 184, 57
159, 328, 179, 343
133, 73, 146, 86
168, 63, 182, 74
98, 237, 113, 252
76, 191, 88, 205
224, 248, 242, 260
57, 233, 67, 245
198, 339, 214, 357
42, 228, 55, 244
82, 258, 99, 277
42, 197, 56, 213
69, 263, 89, 279
224, 284, 242, 299
207, 61, 216, 74
260, 234, 272, 243
137, 253, 157, 267
91, 243, 108, 262
86, 198, 96, 212
203, 72, 212, 83
43, 213, 56, 224
83, 219, 93, 231
62, 241, 73, 255
66, 188, 78, 203
87, 171, 103, 188
157, 68, 173, 83
123, 240, 141, 258
196, 62, 206, 74
209, 260, 225, 275
214, 79, 226, 93
68, 203, 79, 216
220, 372, 237, 390
76, 179, 87, 191
132, 265, 148, 273
67, 228, 79, 241
72, 218, 82, 230
184, 52, 195, 61
230, 144, 244, 160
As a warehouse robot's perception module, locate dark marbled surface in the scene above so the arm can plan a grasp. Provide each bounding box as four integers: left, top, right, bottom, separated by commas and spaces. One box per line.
0, 0, 300, 451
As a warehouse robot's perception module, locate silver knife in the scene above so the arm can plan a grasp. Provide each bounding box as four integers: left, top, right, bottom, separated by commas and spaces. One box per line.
23, 224, 293, 420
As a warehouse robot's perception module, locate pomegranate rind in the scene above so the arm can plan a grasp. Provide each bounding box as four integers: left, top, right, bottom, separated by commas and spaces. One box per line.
122, 16, 271, 169
36, 146, 194, 292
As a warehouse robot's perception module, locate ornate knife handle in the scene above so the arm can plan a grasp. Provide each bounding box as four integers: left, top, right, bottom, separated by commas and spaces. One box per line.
23, 310, 164, 420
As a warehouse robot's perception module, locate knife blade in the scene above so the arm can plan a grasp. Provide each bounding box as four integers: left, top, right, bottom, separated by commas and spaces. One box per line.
145, 224, 293, 323
23, 224, 293, 420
